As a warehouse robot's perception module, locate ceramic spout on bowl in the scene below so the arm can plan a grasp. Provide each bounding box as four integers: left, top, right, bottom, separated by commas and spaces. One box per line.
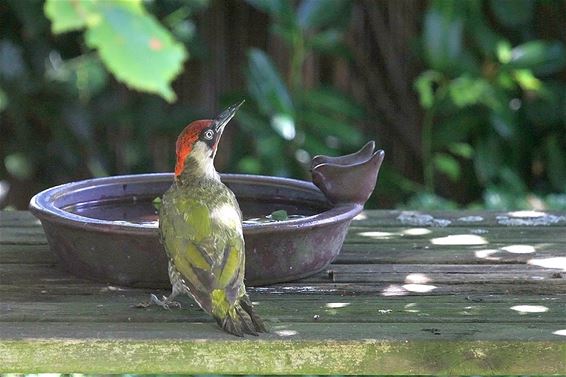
311, 141, 384, 206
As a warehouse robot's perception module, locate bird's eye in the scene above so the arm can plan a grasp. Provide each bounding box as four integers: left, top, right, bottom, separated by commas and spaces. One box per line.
203, 130, 214, 140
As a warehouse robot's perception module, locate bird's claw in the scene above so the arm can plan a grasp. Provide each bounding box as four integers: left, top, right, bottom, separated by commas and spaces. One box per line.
149, 293, 182, 310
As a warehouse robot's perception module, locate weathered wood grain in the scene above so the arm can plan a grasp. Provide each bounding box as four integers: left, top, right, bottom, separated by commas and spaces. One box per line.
2, 209, 566, 375
1, 322, 565, 374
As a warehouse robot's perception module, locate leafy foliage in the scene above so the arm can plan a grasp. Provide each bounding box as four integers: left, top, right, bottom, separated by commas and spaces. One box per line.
229, 0, 364, 179
44, 0, 187, 102
413, 0, 566, 209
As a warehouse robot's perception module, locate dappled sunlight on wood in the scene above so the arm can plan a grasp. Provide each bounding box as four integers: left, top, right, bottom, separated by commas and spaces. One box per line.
501, 244, 536, 254
553, 329, 566, 336
358, 231, 396, 239
402, 228, 432, 236
402, 283, 437, 293
528, 257, 566, 271
381, 284, 408, 296
325, 302, 351, 309
404, 273, 431, 284
508, 210, 548, 218
474, 249, 501, 261
510, 305, 549, 314
353, 213, 367, 221
404, 303, 419, 313
431, 234, 488, 245
274, 329, 298, 337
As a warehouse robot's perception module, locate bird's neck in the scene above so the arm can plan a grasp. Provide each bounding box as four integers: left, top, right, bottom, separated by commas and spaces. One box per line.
176, 155, 220, 186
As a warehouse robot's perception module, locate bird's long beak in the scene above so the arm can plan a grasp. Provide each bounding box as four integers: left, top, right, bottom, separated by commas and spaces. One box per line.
213, 100, 245, 133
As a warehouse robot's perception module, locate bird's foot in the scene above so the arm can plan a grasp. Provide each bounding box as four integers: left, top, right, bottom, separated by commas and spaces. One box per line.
149, 293, 182, 310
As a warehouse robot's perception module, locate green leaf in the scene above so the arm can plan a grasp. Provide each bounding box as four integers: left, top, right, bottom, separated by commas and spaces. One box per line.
269, 209, 288, 221
448, 76, 494, 108
4, 153, 34, 180
433, 153, 460, 181
152, 197, 162, 210
0, 86, 7, 112
508, 41, 566, 75
448, 143, 473, 159
489, 0, 534, 28
301, 110, 362, 147
270, 113, 296, 140
414, 70, 443, 109
423, 5, 464, 72
308, 29, 343, 53
301, 88, 365, 120
297, 0, 351, 30
84, 1, 187, 102
513, 69, 542, 91
44, 0, 98, 33
246, 48, 294, 116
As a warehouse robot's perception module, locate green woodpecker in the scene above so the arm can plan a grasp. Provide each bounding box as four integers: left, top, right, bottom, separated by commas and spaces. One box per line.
152, 101, 266, 336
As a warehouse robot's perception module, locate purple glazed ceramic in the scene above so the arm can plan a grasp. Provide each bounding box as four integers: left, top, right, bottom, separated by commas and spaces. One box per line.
29, 144, 383, 287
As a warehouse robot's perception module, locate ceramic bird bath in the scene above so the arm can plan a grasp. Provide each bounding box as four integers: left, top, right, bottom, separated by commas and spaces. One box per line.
29, 142, 384, 287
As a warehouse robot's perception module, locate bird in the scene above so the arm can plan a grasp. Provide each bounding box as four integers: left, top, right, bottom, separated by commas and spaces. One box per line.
151, 100, 267, 336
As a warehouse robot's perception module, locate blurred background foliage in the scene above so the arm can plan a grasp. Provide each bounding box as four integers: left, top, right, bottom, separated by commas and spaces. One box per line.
0, 0, 565, 210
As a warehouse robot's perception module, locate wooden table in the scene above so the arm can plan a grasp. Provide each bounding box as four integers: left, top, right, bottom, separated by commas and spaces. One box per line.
1, 210, 565, 374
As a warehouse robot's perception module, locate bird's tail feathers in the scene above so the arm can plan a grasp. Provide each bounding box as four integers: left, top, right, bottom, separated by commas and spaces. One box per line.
215, 295, 267, 337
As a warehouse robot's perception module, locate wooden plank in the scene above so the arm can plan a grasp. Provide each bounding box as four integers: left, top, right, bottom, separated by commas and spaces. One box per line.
338, 242, 566, 264
0, 227, 47, 244
0, 244, 57, 264
0, 210, 42, 227
351, 210, 566, 228
2, 295, 566, 324
1, 322, 565, 374
346, 226, 566, 243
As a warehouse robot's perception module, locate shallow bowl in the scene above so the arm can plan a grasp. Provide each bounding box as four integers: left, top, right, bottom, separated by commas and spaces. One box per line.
29, 173, 362, 287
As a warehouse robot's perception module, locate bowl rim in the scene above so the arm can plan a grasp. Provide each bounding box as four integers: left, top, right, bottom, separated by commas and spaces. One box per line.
29, 173, 362, 235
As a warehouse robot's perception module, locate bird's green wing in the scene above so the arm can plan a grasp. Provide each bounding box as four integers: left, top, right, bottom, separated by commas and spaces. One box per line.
159, 187, 245, 314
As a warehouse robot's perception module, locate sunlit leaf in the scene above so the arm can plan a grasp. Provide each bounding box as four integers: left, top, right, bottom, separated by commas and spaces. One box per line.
4, 153, 34, 180
433, 153, 460, 181
414, 70, 443, 109
44, 0, 187, 102
448, 143, 473, 159
44, 0, 98, 33
508, 41, 566, 75
270, 113, 296, 140
513, 69, 542, 91
84, 2, 187, 102
448, 76, 494, 108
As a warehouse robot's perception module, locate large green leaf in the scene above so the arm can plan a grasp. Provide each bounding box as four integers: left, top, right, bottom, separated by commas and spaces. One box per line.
44, 0, 97, 33
423, 5, 463, 72
246, 48, 294, 116
508, 41, 566, 75
44, 0, 187, 102
433, 152, 460, 181
301, 88, 365, 120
